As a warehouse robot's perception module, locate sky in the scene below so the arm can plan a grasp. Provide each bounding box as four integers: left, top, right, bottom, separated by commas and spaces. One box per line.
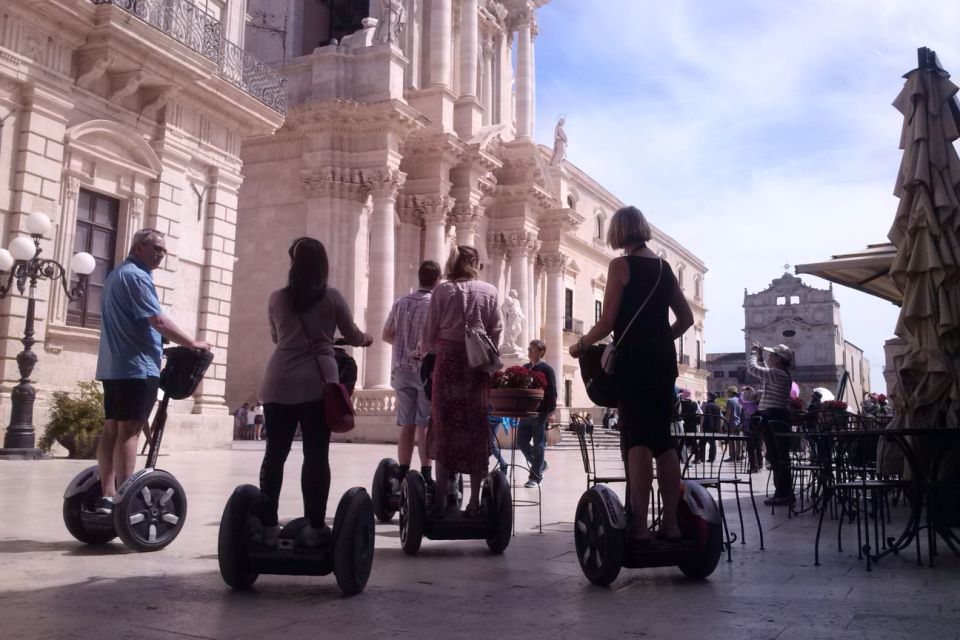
530, 0, 960, 393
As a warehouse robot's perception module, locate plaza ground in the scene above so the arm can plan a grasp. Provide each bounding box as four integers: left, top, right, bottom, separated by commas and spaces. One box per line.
1, 440, 958, 640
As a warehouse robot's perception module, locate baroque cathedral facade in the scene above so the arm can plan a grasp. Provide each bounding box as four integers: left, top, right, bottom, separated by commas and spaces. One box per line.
228, 0, 709, 438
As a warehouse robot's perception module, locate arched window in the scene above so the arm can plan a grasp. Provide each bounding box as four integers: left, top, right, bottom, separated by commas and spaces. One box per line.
596, 215, 604, 240
694, 275, 702, 300
677, 264, 685, 290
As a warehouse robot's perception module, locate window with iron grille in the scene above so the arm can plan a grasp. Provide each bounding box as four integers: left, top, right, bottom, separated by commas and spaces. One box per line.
67, 189, 119, 329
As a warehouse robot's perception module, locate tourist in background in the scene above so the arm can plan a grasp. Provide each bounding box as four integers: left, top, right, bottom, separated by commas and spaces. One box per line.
569, 206, 694, 544
516, 339, 557, 488
701, 392, 722, 463
747, 342, 795, 506
423, 245, 502, 518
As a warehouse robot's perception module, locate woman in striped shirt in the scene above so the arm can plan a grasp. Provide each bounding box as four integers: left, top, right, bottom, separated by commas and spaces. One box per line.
747, 342, 794, 506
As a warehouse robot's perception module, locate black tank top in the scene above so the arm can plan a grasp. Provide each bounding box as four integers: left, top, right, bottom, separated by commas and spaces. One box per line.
612, 256, 678, 388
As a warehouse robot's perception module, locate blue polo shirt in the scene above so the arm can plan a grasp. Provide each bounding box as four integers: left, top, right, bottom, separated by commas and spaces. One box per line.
95, 257, 164, 380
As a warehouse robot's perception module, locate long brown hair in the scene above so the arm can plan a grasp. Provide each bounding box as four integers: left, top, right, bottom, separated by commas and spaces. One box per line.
444, 245, 481, 280
285, 236, 329, 314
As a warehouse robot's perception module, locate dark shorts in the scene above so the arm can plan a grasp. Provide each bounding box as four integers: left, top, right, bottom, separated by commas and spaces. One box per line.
102, 378, 160, 423
618, 384, 676, 457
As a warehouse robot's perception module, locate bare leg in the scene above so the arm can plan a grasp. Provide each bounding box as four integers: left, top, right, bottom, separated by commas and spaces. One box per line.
656, 449, 683, 538
433, 461, 448, 515
398, 424, 416, 466
468, 472, 483, 511
626, 445, 654, 541
416, 424, 432, 467
98, 419, 119, 497
112, 420, 144, 490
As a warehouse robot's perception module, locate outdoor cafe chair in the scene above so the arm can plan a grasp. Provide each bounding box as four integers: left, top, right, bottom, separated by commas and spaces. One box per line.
715, 417, 765, 551
814, 424, 911, 570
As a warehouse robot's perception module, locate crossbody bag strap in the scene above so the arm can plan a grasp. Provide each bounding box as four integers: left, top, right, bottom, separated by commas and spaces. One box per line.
613, 257, 663, 349
454, 280, 472, 329
297, 310, 333, 384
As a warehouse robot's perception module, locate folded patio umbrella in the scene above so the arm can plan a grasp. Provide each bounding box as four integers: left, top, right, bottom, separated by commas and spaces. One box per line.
887, 47, 960, 429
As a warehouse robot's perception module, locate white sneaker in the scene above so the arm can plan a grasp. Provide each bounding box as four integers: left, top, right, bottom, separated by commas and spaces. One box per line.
96, 496, 114, 515
524, 479, 539, 489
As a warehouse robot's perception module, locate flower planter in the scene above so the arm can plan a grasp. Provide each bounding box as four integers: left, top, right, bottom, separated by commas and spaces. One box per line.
489, 388, 544, 418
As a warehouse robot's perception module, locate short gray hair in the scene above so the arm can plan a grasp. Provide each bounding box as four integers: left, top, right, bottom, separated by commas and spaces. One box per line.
129, 228, 164, 253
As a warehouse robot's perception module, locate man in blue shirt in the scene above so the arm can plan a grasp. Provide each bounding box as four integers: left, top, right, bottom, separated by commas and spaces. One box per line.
95, 228, 210, 514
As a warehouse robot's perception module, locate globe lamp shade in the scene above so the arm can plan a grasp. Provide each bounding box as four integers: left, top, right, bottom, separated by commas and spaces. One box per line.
25, 212, 52, 236
70, 252, 96, 276
9, 236, 37, 261
0, 248, 13, 272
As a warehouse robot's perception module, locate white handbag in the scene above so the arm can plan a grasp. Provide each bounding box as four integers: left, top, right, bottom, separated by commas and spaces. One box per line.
456, 283, 502, 374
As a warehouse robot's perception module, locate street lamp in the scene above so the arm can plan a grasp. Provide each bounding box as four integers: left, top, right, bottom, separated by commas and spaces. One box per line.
0, 211, 96, 459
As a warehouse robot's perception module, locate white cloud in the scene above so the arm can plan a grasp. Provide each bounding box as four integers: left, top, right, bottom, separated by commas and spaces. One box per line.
533, 0, 960, 392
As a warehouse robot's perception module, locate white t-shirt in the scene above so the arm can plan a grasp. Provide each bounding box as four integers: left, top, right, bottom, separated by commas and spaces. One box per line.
246, 406, 260, 426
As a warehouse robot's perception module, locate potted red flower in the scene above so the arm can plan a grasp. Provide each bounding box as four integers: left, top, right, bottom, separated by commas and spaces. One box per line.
489, 366, 547, 417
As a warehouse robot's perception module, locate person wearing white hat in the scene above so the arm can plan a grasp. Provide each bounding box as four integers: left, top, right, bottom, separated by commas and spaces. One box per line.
747, 342, 795, 507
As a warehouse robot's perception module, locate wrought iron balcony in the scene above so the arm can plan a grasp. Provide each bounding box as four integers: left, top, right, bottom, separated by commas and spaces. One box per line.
563, 317, 584, 336
92, 0, 287, 114
219, 40, 288, 114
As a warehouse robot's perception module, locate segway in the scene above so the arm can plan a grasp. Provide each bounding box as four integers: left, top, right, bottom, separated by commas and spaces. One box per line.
399, 468, 512, 555
571, 345, 723, 584
371, 352, 463, 523
217, 484, 375, 596
62, 346, 214, 551
574, 480, 723, 585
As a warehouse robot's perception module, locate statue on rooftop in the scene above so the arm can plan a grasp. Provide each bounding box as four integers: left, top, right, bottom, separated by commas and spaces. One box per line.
373, 0, 405, 44
549, 115, 567, 166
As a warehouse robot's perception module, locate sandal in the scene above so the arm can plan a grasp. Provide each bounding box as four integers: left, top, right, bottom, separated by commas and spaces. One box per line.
654, 530, 685, 544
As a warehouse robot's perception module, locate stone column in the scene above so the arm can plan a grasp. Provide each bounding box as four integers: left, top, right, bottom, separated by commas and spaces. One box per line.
526, 242, 540, 341
450, 202, 481, 247
514, 5, 535, 139
481, 37, 495, 125
421, 195, 451, 264
542, 252, 567, 384
396, 195, 424, 294
460, 0, 479, 97
506, 230, 534, 346
486, 231, 505, 290
430, 0, 453, 87
363, 168, 406, 389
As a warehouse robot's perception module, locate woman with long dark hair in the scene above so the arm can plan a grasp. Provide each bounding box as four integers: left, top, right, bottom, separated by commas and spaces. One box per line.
422, 245, 502, 517
258, 237, 373, 546
569, 206, 694, 544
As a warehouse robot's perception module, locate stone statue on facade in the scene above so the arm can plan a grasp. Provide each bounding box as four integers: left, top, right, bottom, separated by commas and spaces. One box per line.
372, 0, 405, 45
549, 115, 567, 166
501, 289, 525, 353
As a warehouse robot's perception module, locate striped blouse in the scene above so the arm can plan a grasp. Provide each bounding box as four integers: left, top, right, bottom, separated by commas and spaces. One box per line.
747, 352, 792, 411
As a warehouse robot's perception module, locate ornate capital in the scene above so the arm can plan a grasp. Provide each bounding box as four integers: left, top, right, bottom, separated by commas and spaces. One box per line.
505, 229, 538, 257
363, 168, 406, 199
397, 195, 423, 226
486, 231, 506, 257
64, 175, 80, 200
449, 203, 482, 231
131, 196, 145, 220
542, 252, 568, 275
300, 167, 369, 201
419, 195, 453, 223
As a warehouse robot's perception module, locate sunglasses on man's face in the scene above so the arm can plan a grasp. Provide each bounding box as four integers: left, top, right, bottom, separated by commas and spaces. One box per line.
141, 243, 167, 256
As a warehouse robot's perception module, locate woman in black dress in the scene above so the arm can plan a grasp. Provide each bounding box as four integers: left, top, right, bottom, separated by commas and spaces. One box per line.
570, 206, 694, 543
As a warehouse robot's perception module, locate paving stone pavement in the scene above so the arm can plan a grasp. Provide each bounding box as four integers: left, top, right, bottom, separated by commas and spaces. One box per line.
1, 441, 958, 640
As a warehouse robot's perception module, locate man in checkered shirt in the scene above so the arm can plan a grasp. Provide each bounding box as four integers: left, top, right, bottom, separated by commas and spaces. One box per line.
383, 260, 442, 489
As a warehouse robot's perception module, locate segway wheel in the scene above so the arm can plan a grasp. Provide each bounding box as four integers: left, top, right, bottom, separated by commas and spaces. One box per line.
677, 521, 723, 579
484, 470, 512, 554
574, 490, 624, 586
114, 470, 187, 552
63, 465, 116, 545
399, 471, 425, 555
218, 484, 261, 590
372, 458, 399, 523
332, 488, 375, 596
